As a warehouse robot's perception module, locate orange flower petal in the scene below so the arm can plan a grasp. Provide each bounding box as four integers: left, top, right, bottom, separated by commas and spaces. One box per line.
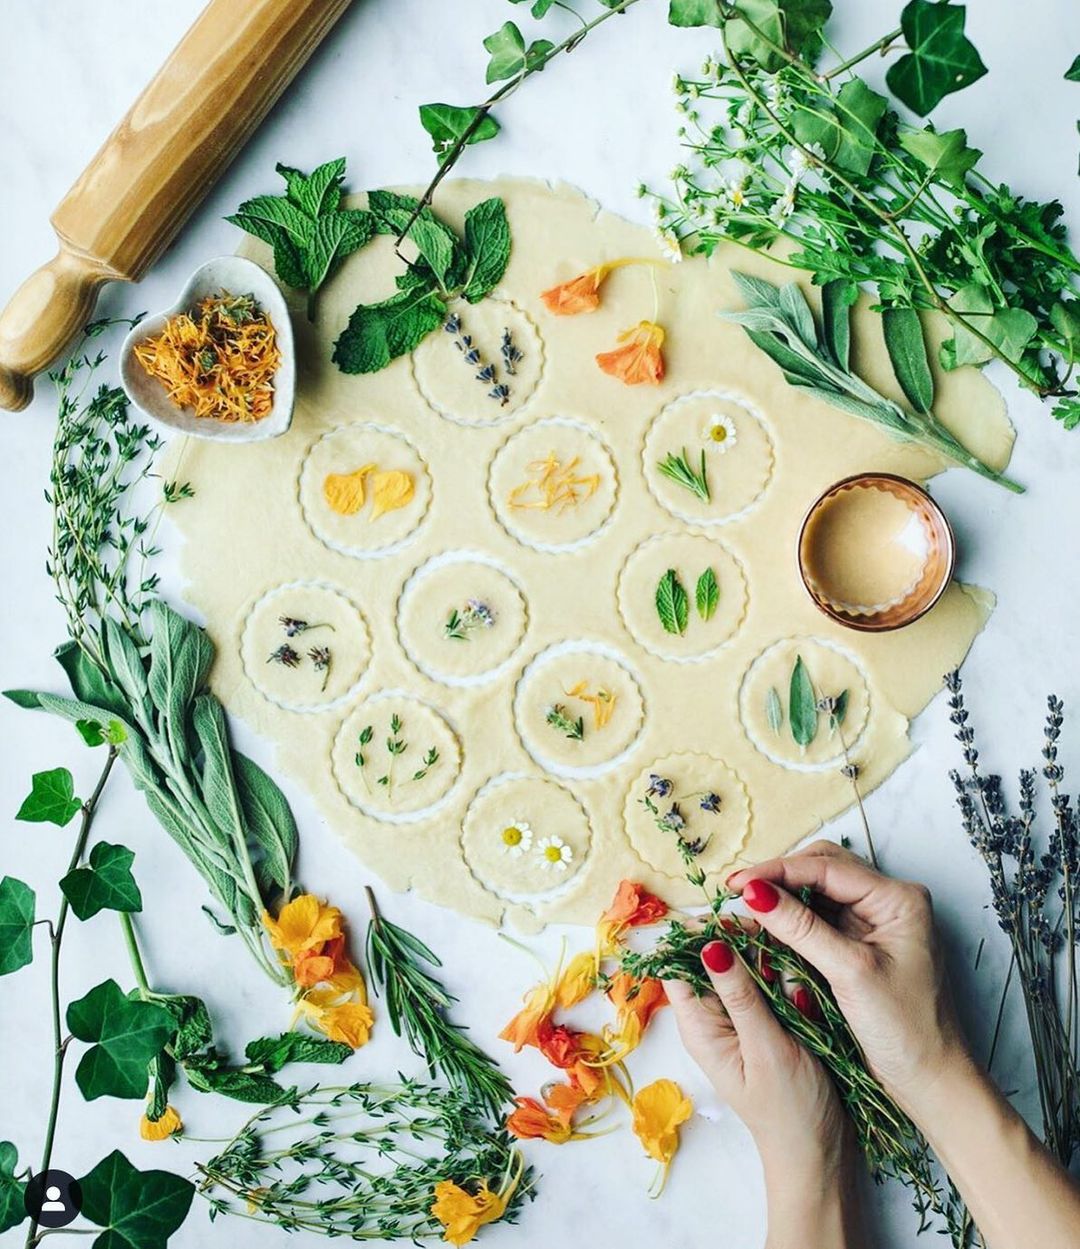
554, 950, 597, 1009
601, 880, 668, 930
540, 265, 608, 315
596, 321, 665, 386
506, 1095, 573, 1143
499, 983, 554, 1053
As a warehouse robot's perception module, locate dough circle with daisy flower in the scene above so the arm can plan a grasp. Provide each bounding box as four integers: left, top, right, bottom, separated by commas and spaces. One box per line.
168, 177, 1014, 929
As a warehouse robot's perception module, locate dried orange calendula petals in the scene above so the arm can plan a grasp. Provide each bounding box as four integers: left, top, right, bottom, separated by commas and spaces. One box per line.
370, 470, 415, 521
324, 465, 376, 516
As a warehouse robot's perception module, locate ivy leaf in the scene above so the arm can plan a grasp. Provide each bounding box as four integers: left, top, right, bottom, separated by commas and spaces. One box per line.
886, 1, 987, 116
668, 0, 724, 26
942, 284, 1038, 368
243, 1032, 352, 1073
1067, 55, 1080, 82
419, 103, 501, 164
67, 980, 174, 1101
462, 198, 512, 303
78, 1151, 194, 1249
655, 569, 689, 636
61, 842, 143, 921
484, 22, 526, 82
882, 307, 935, 414
16, 767, 82, 826
695, 568, 720, 621
0, 877, 35, 976
333, 286, 446, 374
792, 77, 886, 177
898, 126, 982, 188
0, 1142, 26, 1234
720, 0, 832, 67
765, 687, 784, 736
789, 655, 818, 748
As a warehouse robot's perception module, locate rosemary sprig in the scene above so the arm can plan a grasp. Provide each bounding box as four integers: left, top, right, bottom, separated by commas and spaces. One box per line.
364, 889, 515, 1120
546, 703, 585, 741
657, 447, 710, 501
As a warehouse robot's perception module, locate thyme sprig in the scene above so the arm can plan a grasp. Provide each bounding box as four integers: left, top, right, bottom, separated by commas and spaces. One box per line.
657, 447, 710, 501
364, 890, 515, 1120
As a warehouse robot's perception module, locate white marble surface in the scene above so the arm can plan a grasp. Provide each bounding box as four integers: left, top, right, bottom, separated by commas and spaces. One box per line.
1, 2, 1079, 1245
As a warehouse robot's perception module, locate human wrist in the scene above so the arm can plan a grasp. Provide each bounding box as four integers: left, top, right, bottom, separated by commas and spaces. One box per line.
892, 1047, 990, 1138
761, 1133, 859, 1249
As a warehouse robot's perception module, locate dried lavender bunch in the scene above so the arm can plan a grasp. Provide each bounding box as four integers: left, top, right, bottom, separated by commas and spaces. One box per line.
945, 671, 1080, 1166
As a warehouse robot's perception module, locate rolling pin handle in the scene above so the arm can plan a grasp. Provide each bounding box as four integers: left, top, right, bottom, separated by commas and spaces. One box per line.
0, 248, 109, 412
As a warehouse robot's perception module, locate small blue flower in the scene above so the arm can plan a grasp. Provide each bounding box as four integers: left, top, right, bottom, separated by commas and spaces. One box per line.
646, 774, 673, 798
700, 792, 722, 814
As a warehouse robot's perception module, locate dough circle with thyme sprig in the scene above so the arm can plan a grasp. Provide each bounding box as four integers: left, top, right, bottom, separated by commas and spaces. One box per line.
461, 774, 592, 902
331, 694, 461, 821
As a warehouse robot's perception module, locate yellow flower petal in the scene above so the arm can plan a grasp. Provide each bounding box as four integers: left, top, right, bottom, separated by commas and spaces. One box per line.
431, 1180, 508, 1246
554, 950, 597, 1009
139, 1104, 182, 1141
262, 894, 344, 958
323, 464, 376, 515
369, 469, 414, 521
631, 1078, 692, 1165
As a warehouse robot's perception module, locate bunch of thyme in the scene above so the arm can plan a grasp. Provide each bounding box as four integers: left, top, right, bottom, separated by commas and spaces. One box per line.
946, 671, 1080, 1166
197, 1080, 532, 1240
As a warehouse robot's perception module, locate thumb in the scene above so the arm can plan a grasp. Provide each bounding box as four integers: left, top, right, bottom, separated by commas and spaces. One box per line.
735, 877, 857, 985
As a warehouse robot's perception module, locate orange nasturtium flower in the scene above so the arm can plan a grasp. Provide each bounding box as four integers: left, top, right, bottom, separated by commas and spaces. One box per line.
540, 257, 657, 316
631, 1078, 693, 1194
596, 320, 665, 386
597, 880, 668, 956
506, 1095, 575, 1144
554, 949, 599, 1009
607, 972, 669, 1050
139, 1104, 182, 1142
499, 982, 555, 1053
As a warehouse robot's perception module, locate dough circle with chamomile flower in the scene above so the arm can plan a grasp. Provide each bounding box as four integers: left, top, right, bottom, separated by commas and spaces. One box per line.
644, 392, 775, 524
461, 774, 592, 902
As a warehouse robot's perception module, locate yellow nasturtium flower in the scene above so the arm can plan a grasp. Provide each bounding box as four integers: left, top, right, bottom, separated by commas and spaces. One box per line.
262, 894, 343, 959
139, 1104, 182, 1141
631, 1078, 692, 1194
323, 464, 375, 515
430, 1177, 512, 1246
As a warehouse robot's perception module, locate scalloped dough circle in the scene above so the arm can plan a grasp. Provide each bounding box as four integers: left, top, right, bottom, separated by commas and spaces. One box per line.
644, 392, 775, 524
618, 531, 748, 661
241, 582, 370, 712
740, 637, 871, 770
411, 297, 544, 426
461, 774, 592, 902
299, 422, 431, 557
514, 643, 644, 775
489, 417, 617, 551
398, 554, 528, 684
624, 753, 752, 880
332, 694, 461, 820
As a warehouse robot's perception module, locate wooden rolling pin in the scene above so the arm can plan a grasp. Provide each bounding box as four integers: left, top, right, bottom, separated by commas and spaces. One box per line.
0, 0, 354, 412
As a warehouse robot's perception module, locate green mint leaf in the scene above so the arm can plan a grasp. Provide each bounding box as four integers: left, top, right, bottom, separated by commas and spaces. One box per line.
157, 994, 214, 1062
484, 21, 527, 82
408, 216, 460, 287
462, 197, 512, 303
60, 842, 143, 921
78, 1151, 194, 1249
789, 655, 818, 748
419, 103, 500, 164
182, 1058, 291, 1105
66, 980, 174, 1101
655, 569, 689, 636
277, 158, 345, 218
0, 1141, 26, 1234
898, 125, 982, 188
887, 0, 987, 116
303, 209, 375, 292
333, 287, 446, 374
695, 568, 719, 621
765, 687, 784, 736
244, 1032, 352, 1073
882, 307, 935, 414
0, 877, 35, 976
1067, 54, 1080, 82
16, 767, 82, 826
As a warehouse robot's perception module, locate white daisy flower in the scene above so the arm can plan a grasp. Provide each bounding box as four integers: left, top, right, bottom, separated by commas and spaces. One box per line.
500, 820, 533, 858
705, 413, 738, 452
770, 189, 796, 224
537, 836, 573, 872
655, 225, 683, 264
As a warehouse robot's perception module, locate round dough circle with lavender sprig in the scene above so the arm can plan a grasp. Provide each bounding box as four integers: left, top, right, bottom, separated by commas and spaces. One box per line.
332, 694, 461, 820
241, 582, 370, 712
624, 753, 752, 880
412, 298, 544, 426
461, 774, 592, 901
618, 532, 748, 661
514, 644, 644, 775
739, 638, 871, 770
398, 555, 528, 684
644, 392, 775, 524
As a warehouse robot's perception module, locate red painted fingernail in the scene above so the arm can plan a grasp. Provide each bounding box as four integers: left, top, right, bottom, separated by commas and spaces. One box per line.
701, 941, 734, 974
742, 878, 780, 913
793, 987, 818, 1019
759, 951, 777, 984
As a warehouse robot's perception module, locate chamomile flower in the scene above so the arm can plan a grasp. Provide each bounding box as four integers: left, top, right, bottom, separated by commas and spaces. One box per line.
537, 836, 573, 872
500, 820, 533, 858
704, 413, 738, 452
654, 225, 683, 264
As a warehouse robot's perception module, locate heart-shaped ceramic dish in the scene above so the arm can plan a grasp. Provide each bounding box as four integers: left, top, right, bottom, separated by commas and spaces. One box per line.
120, 255, 295, 443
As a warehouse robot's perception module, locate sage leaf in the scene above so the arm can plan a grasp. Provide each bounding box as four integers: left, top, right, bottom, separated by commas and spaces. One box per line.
696, 567, 720, 621
778, 282, 818, 349
146, 602, 214, 762
244, 1032, 351, 1073
78, 1151, 194, 1249
820, 279, 856, 371
887, 0, 987, 116
67, 980, 174, 1101
61, 842, 143, 921
882, 307, 935, 414
419, 103, 501, 164
234, 751, 298, 896
656, 569, 689, 636
16, 767, 82, 826
55, 640, 130, 718
0, 877, 35, 976
462, 197, 512, 303
333, 286, 446, 374
789, 655, 818, 748
0, 1141, 26, 1234
765, 687, 784, 736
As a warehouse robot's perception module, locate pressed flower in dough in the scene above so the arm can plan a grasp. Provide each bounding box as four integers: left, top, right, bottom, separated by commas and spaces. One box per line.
500, 820, 533, 857
537, 835, 573, 871
323, 464, 375, 515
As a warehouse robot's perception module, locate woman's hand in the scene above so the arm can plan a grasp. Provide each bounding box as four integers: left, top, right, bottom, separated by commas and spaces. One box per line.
666, 934, 860, 1248
726, 839, 971, 1118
